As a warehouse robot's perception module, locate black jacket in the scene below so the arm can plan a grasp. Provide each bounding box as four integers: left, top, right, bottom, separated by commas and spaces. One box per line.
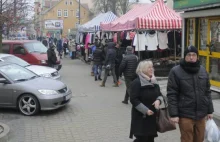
119, 53, 138, 79
104, 42, 116, 66
130, 77, 162, 138
93, 48, 104, 65
167, 64, 214, 120
47, 48, 57, 65
115, 47, 124, 66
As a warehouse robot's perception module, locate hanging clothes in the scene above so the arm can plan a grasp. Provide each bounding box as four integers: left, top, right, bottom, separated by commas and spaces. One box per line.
85, 33, 91, 49
158, 32, 168, 50
109, 32, 113, 39
113, 33, 118, 43
130, 32, 136, 40
146, 32, 158, 51
126, 32, 130, 40
167, 31, 181, 49
133, 33, 146, 51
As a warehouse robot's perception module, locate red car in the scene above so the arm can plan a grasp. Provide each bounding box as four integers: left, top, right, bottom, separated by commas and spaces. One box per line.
2, 40, 60, 66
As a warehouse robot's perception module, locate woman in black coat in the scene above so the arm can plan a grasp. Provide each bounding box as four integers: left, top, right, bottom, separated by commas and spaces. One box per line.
129, 60, 163, 142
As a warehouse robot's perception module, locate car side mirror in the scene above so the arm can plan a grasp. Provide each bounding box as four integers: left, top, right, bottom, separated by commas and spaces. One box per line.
0, 78, 9, 84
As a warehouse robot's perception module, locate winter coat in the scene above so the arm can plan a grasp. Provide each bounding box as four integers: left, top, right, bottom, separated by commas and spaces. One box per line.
130, 77, 162, 138
93, 48, 104, 65
119, 53, 138, 79
115, 47, 124, 67
104, 42, 116, 66
167, 64, 214, 120
57, 39, 63, 52
47, 48, 57, 65
42, 39, 48, 47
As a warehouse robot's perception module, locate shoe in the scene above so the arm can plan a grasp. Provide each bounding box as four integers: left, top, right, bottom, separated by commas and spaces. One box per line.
122, 101, 128, 104
100, 82, 105, 87
98, 77, 102, 81
91, 72, 94, 76
117, 81, 121, 85
95, 77, 97, 81
113, 83, 119, 87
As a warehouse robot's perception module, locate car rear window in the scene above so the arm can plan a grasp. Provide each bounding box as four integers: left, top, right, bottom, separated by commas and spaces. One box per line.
24, 42, 47, 53
2, 44, 10, 53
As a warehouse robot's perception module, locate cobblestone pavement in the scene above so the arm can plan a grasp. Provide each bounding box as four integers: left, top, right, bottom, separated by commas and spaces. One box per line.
0, 58, 181, 142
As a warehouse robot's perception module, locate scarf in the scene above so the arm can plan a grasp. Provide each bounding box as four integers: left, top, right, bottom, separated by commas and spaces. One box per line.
180, 59, 200, 74
138, 72, 158, 87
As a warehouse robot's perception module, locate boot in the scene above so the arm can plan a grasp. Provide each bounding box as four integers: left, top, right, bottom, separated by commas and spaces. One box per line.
98, 76, 102, 81
100, 82, 105, 87
91, 72, 94, 76
113, 83, 119, 87
95, 76, 97, 81
122, 100, 128, 104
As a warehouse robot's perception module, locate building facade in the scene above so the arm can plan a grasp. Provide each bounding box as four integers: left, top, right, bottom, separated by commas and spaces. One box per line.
173, 0, 220, 90
34, 0, 91, 38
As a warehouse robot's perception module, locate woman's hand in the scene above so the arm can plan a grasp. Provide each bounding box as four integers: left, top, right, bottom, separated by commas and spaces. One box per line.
147, 110, 154, 116
152, 100, 160, 110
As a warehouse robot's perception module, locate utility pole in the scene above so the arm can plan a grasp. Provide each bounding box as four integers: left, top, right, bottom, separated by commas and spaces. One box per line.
78, 0, 80, 25
0, 0, 3, 52
14, 0, 16, 17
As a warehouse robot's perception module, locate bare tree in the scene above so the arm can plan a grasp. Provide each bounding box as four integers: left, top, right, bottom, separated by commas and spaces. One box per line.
0, 0, 33, 52
118, 0, 131, 15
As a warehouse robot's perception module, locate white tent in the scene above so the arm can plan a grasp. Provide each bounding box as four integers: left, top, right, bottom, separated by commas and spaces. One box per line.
78, 11, 118, 32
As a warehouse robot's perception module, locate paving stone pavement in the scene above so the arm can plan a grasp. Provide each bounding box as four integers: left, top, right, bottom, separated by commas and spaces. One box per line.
0, 58, 181, 142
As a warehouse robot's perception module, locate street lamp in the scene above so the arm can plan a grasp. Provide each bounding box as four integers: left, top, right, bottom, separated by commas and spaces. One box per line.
78, 0, 80, 25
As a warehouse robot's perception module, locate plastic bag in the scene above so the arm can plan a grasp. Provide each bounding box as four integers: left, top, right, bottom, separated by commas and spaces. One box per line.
205, 119, 220, 142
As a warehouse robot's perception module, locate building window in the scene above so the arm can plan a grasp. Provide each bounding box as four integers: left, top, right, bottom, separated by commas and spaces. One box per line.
65, 1, 68, 5
57, 10, 62, 17
64, 10, 68, 17
76, 9, 79, 18
75, 22, 79, 28
70, 1, 73, 5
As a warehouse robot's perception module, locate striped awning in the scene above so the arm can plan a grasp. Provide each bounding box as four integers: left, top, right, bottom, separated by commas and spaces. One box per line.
135, 0, 182, 30
78, 11, 118, 32
101, 0, 182, 31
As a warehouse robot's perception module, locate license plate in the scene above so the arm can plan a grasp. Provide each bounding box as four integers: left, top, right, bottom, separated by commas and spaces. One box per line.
65, 94, 71, 101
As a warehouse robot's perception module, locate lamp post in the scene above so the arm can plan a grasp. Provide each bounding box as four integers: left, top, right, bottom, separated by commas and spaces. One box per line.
78, 0, 80, 25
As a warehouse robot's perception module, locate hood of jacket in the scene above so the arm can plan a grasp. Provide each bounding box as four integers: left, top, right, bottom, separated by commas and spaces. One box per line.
107, 42, 116, 49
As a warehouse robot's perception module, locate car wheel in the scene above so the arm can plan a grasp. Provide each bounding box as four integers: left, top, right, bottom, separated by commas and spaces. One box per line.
18, 94, 40, 116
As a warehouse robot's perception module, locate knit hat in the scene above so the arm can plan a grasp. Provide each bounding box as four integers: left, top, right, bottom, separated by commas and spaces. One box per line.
184, 45, 198, 58
126, 46, 133, 52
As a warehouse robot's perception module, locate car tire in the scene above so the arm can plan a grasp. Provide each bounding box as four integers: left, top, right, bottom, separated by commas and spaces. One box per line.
18, 94, 40, 116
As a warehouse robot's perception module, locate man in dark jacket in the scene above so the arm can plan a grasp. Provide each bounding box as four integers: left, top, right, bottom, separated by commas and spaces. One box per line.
47, 43, 57, 67
93, 46, 104, 81
119, 46, 138, 104
115, 43, 124, 85
100, 42, 118, 87
167, 46, 214, 142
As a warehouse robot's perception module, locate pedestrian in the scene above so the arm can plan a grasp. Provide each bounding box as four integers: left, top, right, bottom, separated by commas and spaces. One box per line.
57, 38, 63, 59
93, 46, 105, 81
47, 43, 57, 68
129, 60, 163, 142
167, 45, 214, 142
119, 46, 138, 104
69, 39, 76, 59
100, 42, 118, 87
115, 43, 124, 85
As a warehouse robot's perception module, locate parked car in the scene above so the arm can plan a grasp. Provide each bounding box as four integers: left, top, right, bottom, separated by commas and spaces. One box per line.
0, 62, 72, 116
0, 54, 61, 80
2, 40, 61, 66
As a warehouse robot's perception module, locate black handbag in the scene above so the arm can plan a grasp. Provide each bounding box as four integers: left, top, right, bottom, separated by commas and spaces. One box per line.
156, 96, 176, 133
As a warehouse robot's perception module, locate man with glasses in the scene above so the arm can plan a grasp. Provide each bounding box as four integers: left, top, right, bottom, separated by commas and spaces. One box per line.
167, 46, 214, 142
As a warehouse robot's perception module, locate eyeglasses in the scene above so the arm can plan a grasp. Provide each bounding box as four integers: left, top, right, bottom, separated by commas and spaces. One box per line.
186, 53, 197, 57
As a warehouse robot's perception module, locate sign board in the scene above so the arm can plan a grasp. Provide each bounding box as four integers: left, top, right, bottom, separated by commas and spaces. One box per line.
174, 0, 220, 10
45, 20, 63, 29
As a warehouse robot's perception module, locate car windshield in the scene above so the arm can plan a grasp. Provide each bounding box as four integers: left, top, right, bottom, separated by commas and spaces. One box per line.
24, 42, 48, 53
0, 64, 38, 82
2, 56, 30, 67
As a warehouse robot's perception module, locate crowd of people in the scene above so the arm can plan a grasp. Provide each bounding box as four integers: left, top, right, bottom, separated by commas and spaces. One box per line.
45, 36, 214, 142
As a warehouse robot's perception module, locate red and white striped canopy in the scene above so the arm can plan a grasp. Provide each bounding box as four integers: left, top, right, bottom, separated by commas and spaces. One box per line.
101, 0, 182, 31
135, 0, 182, 30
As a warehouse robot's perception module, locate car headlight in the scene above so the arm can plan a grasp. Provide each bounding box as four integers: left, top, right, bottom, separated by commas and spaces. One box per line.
41, 73, 52, 78
38, 90, 58, 95
41, 60, 47, 64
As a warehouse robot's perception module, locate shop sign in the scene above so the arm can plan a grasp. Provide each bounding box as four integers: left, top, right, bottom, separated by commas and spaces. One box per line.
174, 0, 220, 10
45, 20, 63, 29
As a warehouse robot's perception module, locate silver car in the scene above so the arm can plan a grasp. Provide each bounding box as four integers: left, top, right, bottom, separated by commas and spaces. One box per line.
0, 62, 72, 116
0, 54, 61, 80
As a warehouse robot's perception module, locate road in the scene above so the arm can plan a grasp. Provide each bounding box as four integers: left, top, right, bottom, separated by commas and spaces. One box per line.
0, 58, 181, 142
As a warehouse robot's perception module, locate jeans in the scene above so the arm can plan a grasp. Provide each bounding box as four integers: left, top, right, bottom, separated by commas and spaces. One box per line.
123, 77, 134, 102
179, 117, 206, 142
103, 65, 117, 84
94, 64, 102, 78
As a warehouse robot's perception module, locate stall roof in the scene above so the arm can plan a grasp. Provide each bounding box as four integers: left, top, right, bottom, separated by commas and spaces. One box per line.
78, 11, 118, 32
101, 0, 182, 31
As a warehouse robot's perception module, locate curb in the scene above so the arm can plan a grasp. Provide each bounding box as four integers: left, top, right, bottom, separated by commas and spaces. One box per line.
0, 122, 10, 142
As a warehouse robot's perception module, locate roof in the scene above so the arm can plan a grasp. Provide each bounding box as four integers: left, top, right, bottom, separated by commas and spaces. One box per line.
42, 0, 91, 15
0, 54, 12, 59
101, 0, 182, 31
2, 40, 39, 44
